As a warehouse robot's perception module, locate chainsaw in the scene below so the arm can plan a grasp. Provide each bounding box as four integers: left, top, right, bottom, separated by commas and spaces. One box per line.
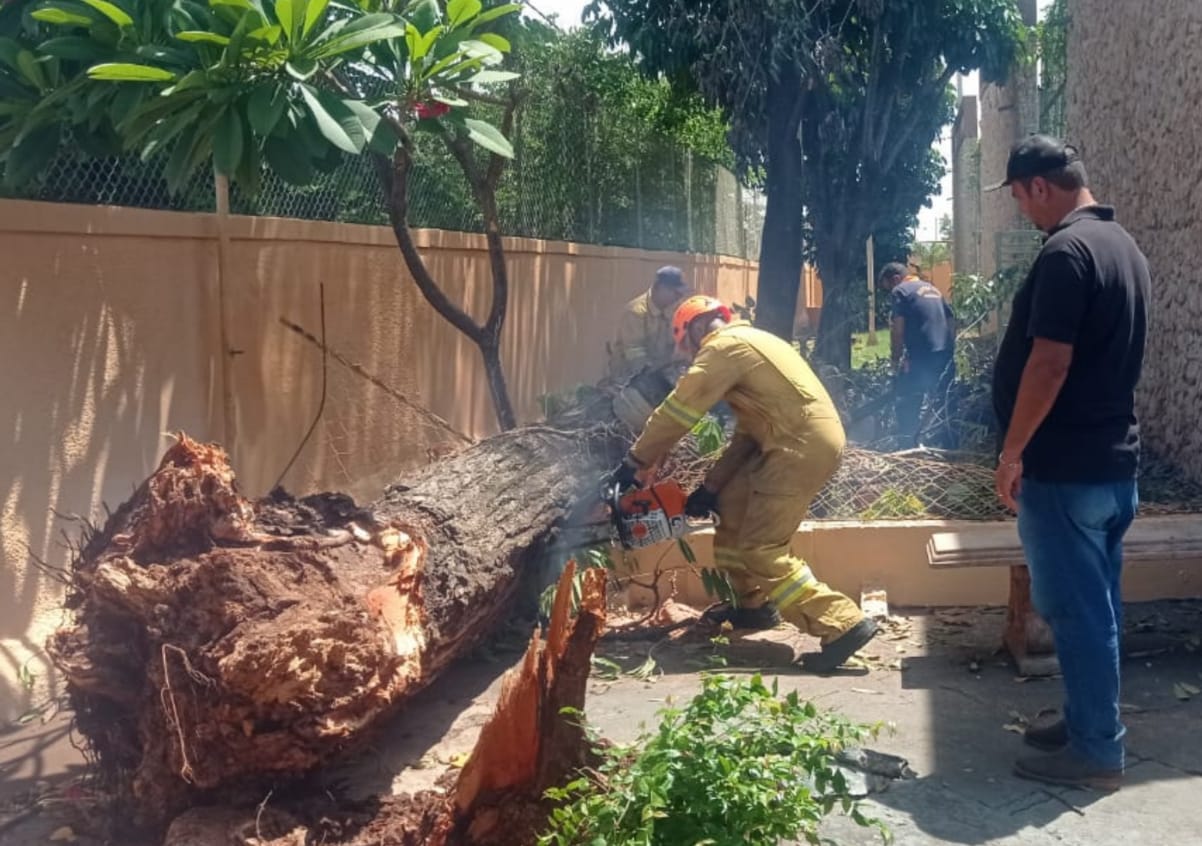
560, 477, 717, 552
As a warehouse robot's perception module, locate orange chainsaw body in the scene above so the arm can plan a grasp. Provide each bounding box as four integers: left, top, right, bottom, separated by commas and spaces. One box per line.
613, 480, 690, 549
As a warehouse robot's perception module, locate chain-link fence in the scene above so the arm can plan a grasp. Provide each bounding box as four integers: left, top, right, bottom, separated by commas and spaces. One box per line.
2, 117, 764, 259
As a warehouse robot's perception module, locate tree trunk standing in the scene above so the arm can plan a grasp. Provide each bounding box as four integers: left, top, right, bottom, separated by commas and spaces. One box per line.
813, 229, 857, 371
753, 68, 806, 341
50, 429, 620, 837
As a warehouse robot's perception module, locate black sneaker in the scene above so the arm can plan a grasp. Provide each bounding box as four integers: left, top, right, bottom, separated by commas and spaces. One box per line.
701, 602, 781, 630
801, 618, 879, 673
1014, 749, 1122, 792
1024, 717, 1068, 752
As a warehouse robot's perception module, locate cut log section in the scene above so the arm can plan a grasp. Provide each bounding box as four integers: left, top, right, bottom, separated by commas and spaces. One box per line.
49, 430, 616, 835
162, 562, 608, 846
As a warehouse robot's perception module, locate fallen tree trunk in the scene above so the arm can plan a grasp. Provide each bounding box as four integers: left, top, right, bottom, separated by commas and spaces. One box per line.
49, 428, 617, 835
163, 562, 608, 846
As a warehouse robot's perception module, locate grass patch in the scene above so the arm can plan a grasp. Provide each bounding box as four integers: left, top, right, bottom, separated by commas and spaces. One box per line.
851, 331, 890, 369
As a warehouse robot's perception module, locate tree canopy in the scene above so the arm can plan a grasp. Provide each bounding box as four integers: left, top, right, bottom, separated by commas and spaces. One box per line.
592, 0, 1028, 367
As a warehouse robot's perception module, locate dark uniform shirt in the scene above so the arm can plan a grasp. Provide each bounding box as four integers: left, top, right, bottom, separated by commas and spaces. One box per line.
992, 205, 1150, 482
891, 278, 955, 360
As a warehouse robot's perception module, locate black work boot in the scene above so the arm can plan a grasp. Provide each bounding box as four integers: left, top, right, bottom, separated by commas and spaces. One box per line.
1024, 717, 1068, 752
701, 602, 781, 630
1014, 749, 1122, 792
801, 618, 879, 673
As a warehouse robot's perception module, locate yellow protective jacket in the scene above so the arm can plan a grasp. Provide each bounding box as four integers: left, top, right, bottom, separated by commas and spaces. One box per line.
630, 322, 844, 482
609, 290, 679, 379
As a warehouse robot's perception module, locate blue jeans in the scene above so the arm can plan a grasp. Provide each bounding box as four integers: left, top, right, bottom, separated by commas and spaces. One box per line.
895, 352, 954, 448
1017, 478, 1138, 770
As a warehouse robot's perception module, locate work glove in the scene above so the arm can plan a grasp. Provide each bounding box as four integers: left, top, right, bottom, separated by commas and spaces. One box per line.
685, 486, 719, 519
607, 458, 641, 493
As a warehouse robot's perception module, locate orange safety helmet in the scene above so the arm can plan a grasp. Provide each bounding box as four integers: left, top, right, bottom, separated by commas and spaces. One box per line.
672, 295, 732, 349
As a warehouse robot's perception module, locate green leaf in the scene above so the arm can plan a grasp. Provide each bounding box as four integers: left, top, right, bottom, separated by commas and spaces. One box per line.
475, 32, 510, 53
275, 0, 298, 42
460, 38, 501, 63
301, 0, 329, 38
88, 62, 176, 82
30, 8, 94, 27
408, 0, 439, 34
80, 0, 133, 27
17, 50, 47, 91
468, 2, 520, 27
413, 26, 440, 62
176, 31, 231, 45
136, 45, 193, 65
285, 57, 317, 79
213, 106, 243, 175
164, 69, 210, 94
38, 36, 106, 61
466, 69, 517, 85
299, 84, 364, 153
463, 116, 512, 158
247, 24, 282, 44
247, 82, 287, 135
342, 97, 380, 136
264, 134, 314, 185
310, 14, 406, 59
223, 7, 267, 65
447, 0, 481, 28
3, 122, 59, 188
430, 90, 468, 107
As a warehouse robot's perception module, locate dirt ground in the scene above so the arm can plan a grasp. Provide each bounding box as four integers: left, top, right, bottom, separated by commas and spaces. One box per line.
3, 599, 1201, 846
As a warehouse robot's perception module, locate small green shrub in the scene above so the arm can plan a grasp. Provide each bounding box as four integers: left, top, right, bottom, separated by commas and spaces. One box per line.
540, 674, 888, 846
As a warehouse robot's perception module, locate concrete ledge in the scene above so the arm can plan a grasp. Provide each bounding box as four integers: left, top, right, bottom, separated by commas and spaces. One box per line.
622, 517, 1202, 610
928, 515, 1202, 569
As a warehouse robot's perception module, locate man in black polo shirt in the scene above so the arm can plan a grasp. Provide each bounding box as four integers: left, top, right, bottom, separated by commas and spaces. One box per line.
878, 263, 956, 447
990, 135, 1149, 791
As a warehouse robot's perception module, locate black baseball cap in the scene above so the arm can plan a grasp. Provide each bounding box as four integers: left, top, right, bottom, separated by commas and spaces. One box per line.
654, 266, 687, 288
985, 134, 1081, 191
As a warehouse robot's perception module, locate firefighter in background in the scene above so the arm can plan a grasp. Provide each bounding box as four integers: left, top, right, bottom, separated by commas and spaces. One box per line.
611, 296, 879, 672
877, 262, 957, 448
608, 266, 692, 381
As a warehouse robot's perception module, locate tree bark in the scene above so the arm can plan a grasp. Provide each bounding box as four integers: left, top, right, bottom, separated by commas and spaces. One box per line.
813, 228, 857, 370
49, 429, 619, 837
753, 67, 806, 342
376, 113, 519, 431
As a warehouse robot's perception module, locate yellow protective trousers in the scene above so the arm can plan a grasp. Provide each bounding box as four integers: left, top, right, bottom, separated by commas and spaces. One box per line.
712, 417, 865, 645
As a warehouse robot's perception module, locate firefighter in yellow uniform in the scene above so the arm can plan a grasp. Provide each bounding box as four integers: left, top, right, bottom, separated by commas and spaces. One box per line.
608, 266, 692, 381
611, 296, 878, 672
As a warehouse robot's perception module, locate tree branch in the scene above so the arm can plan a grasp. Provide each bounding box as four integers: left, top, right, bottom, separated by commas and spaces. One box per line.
880, 64, 956, 173
377, 147, 484, 343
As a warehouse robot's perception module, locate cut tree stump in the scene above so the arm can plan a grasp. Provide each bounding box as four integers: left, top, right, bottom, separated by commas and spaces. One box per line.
1003, 565, 1061, 677
49, 429, 617, 837
162, 561, 608, 846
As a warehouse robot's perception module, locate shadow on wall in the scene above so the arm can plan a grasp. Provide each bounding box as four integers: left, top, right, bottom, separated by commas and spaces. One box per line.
0, 204, 221, 720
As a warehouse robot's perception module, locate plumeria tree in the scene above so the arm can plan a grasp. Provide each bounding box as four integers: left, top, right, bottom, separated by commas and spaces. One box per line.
0, 0, 525, 428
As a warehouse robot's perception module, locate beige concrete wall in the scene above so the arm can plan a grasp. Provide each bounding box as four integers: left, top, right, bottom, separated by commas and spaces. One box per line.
0, 199, 756, 720
1065, 0, 1202, 483
0, 203, 223, 721
220, 217, 756, 499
